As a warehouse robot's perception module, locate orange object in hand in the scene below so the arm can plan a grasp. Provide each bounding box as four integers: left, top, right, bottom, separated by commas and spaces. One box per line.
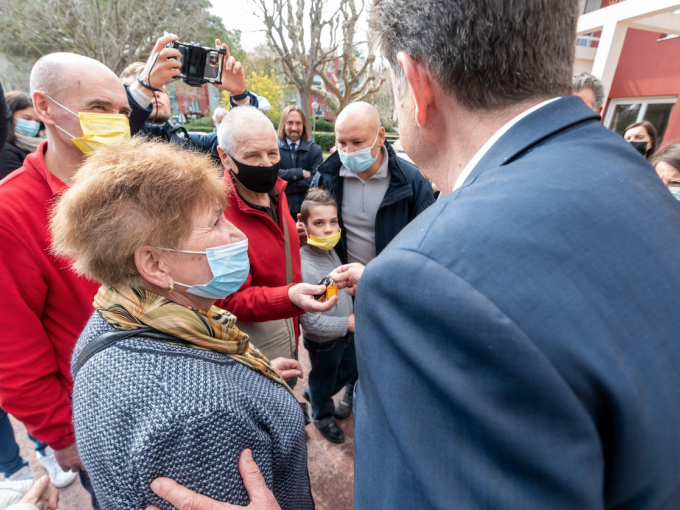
326, 282, 338, 300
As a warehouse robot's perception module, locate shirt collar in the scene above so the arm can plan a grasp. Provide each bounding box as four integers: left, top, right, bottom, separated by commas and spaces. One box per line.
286, 138, 298, 147
340, 146, 389, 180
452, 97, 561, 191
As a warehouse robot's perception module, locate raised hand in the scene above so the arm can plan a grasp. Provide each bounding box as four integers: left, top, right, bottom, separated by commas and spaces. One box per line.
213, 39, 247, 99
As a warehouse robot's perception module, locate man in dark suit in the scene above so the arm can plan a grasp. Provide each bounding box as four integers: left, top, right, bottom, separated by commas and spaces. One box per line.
329, 0, 680, 509
277, 105, 323, 217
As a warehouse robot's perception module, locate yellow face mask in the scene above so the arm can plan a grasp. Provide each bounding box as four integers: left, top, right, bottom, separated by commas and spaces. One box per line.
307, 229, 342, 251
47, 95, 131, 157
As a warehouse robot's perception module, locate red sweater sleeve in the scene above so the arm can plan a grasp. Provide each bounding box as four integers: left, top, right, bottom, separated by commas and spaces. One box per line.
0, 226, 75, 449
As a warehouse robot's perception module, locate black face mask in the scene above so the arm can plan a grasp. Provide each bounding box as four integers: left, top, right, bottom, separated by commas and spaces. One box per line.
630, 140, 649, 158
228, 154, 280, 193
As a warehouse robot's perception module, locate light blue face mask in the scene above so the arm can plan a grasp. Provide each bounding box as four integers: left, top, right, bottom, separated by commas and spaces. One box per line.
338, 131, 380, 174
15, 118, 41, 137
669, 187, 680, 201
161, 239, 250, 300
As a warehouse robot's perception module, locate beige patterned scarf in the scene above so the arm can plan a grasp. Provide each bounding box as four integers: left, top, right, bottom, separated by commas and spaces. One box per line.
94, 286, 290, 391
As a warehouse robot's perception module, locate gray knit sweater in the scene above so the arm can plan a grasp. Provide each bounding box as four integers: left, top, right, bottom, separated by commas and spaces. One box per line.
299, 245, 353, 343
70, 313, 313, 510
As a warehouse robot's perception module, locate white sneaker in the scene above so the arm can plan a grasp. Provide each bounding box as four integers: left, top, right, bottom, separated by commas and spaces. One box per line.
7, 465, 35, 482
0, 479, 35, 508
36, 447, 77, 488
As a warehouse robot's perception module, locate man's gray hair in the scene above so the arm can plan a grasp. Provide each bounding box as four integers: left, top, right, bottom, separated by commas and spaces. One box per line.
572, 72, 605, 110
369, 0, 578, 111
217, 106, 275, 155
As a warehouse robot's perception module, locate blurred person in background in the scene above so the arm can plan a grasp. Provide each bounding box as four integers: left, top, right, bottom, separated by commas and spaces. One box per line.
651, 142, 680, 200
212, 107, 227, 129
0, 92, 46, 179
277, 105, 323, 218
623, 121, 657, 160
572, 72, 605, 115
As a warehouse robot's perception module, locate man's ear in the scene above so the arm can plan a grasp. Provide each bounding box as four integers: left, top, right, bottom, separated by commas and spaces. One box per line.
135, 246, 172, 290
396, 52, 432, 128
32, 91, 56, 127
217, 146, 236, 174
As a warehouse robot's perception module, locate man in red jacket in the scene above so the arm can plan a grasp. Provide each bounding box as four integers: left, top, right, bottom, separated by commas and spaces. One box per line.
215, 106, 335, 367
0, 52, 140, 502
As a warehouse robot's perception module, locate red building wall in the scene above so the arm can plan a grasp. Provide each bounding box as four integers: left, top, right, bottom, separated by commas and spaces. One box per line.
596, 0, 680, 144
171, 82, 211, 117
607, 29, 680, 144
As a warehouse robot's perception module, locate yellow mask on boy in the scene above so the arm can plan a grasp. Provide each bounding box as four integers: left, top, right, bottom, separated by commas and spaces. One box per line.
308, 230, 342, 251
47, 95, 130, 157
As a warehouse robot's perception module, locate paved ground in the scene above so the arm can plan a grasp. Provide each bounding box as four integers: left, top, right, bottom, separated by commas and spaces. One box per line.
4, 342, 355, 510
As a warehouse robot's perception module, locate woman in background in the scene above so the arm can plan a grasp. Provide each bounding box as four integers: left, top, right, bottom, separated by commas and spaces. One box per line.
623, 121, 657, 160
0, 92, 45, 179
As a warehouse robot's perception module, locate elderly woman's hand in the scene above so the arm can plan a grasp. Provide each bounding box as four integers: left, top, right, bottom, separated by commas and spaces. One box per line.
269, 357, 303, 381
288, 284, 337, 313
146, 449, 281, 510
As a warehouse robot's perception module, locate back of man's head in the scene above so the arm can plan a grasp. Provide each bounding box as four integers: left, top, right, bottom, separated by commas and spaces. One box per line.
572, 72, 605, 112
370, 0, 578, 111
217, 106, 276, 155
119, 62, 147, 87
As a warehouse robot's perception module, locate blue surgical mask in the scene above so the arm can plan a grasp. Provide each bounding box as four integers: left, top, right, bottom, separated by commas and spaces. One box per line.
338, 131, 381, 174
15, 118, 41, 137
669, 187, 680, 201
162, 239, 250, 300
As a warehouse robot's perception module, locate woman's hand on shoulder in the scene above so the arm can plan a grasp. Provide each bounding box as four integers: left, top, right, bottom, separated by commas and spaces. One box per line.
269, 357, 303, 381
146, 449, 280, 510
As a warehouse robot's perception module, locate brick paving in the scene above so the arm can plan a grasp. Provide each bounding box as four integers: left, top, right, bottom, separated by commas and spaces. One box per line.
4, 342, 354, 510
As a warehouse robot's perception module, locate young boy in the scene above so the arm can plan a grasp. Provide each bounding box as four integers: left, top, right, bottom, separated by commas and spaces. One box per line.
299, 188, 357, 444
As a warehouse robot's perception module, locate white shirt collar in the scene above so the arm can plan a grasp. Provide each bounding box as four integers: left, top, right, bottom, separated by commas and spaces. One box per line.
286, 138, 298, 147
452, 97, 561, 192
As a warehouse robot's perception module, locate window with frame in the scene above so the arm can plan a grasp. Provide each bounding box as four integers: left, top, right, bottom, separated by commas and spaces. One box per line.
605, 97, 677, 140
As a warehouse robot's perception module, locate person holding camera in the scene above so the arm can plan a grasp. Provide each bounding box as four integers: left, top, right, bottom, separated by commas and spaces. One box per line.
124, 34, 258, 160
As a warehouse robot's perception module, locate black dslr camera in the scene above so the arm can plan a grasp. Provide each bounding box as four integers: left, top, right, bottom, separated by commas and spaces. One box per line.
167, 41, 226, 87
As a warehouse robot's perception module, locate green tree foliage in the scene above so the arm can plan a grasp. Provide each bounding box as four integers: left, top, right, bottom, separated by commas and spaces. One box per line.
0, 0, 243, 75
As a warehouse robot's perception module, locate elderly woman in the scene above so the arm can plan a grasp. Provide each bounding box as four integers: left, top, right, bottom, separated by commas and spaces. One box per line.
49, 138, 322, 510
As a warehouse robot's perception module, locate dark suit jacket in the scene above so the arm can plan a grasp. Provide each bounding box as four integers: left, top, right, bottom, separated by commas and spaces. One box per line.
278, 138, 323, 215
354, 96, 680, 510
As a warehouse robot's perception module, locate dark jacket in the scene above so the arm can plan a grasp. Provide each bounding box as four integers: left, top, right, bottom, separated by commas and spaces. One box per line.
353, 97, 680, 510
0, 143, 29, 180
0, 80, 10, 153
278, 138, 323, 215
127, 86, 258, 163
313, 141, 435, 264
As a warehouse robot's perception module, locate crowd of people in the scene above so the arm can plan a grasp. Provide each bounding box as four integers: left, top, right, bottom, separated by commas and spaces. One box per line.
1, 0, 680, 509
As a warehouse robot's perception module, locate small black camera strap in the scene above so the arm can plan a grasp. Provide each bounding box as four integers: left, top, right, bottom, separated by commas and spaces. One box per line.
136, 75, 163, 93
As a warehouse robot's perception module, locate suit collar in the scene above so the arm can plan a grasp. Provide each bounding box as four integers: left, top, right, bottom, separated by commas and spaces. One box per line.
279, 138, 312, 151
462, 96, 600, 187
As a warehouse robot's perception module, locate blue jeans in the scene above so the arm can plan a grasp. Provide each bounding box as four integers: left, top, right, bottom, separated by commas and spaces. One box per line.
0, 407, 47, 477
304, 333, 358, 423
